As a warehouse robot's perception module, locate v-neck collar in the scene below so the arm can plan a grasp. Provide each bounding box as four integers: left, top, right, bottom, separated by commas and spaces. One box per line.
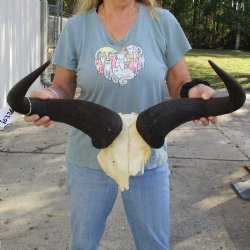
94, 3, 142, 47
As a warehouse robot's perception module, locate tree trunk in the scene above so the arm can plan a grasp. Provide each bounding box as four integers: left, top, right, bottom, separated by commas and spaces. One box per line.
235, 23, 241, 50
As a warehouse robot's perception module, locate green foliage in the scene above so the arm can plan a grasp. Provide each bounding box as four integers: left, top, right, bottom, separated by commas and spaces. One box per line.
186, 49, 250, 90
63, 0, 77, 15
48, 0, 250, 50
47, 0, 77, 16
158, 0, 250, 51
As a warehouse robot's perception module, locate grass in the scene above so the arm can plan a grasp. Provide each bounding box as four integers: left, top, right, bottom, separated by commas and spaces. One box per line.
186, 49, 250, 90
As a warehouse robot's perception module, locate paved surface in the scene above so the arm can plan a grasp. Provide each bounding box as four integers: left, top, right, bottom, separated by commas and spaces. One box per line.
0, 91, 250, 250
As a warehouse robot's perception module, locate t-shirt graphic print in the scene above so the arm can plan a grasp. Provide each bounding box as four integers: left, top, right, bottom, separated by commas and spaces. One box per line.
94, 44, 145, 86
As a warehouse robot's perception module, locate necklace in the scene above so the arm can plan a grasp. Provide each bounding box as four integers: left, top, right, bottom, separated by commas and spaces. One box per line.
103, 1, 135, 46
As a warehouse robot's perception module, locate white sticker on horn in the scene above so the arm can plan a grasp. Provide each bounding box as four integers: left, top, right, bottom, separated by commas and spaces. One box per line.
0, 106, 20, 129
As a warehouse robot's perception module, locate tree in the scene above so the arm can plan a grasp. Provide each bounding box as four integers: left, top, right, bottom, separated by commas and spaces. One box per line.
159, 0, 250, 50
63, 0, 77, 16
47, 0, 250, 50
47, 0, 76, 16
231, 0, 250, 50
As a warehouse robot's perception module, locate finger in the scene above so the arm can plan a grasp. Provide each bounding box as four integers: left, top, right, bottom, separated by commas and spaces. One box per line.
43, 120, 55, 128
24, 114, 40, 122
34, 116, 51, 126
199, 117, 210, 126
201, 88, 215, 100
208, 116, 217, 124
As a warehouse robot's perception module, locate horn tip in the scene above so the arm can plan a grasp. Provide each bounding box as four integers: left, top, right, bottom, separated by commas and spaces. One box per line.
208, 60, 216, 68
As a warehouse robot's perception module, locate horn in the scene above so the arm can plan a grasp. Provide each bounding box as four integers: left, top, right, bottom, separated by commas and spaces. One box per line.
7, 62, 122, 149
136, 60, 246, 148
7, 61, 51, 114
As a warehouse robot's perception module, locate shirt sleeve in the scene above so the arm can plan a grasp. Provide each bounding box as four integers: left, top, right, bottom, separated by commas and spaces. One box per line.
53, 18, 78, 71
159, 10, 192, 68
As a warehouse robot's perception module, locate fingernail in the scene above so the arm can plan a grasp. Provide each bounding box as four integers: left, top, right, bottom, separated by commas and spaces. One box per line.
201, 94, 209, 100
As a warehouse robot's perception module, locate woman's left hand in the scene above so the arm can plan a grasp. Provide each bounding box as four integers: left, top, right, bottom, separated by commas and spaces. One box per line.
188, 84, 218, 126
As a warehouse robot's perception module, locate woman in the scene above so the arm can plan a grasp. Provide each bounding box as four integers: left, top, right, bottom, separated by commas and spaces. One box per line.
25, 0, 217, 249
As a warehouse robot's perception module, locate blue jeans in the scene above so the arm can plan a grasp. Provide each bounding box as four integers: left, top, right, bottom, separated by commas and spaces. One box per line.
66, 160, 170, 250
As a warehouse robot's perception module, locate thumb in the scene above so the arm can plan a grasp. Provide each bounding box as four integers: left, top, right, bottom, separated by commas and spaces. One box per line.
31, 89, 51, 100
201, 93, 210, 100
201, 87, 215, 100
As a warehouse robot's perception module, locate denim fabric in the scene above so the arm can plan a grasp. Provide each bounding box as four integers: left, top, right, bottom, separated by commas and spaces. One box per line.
66, 160, 170, 250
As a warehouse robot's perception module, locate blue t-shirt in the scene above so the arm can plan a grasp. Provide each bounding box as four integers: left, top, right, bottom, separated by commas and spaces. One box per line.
53, 3, 191, 170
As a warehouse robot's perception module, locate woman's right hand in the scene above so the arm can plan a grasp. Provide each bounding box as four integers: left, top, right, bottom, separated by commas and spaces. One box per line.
23, 88, 56, 127
24, 65, 76, 127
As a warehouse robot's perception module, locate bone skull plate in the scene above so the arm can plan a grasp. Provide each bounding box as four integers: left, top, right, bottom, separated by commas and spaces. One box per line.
97, 113, 151, 191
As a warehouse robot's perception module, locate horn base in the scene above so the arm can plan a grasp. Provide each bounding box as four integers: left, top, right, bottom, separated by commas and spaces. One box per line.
136, 95, 245, 149
28, 98, 123, 149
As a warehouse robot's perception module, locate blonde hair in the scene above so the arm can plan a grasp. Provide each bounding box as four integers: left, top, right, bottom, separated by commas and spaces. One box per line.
74, 0, 159, 16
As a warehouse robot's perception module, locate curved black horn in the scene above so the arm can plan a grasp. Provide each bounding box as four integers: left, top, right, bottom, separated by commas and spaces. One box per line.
136, 60, 246, 148
7, 61, 51, 114
7, 61, 122, 149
